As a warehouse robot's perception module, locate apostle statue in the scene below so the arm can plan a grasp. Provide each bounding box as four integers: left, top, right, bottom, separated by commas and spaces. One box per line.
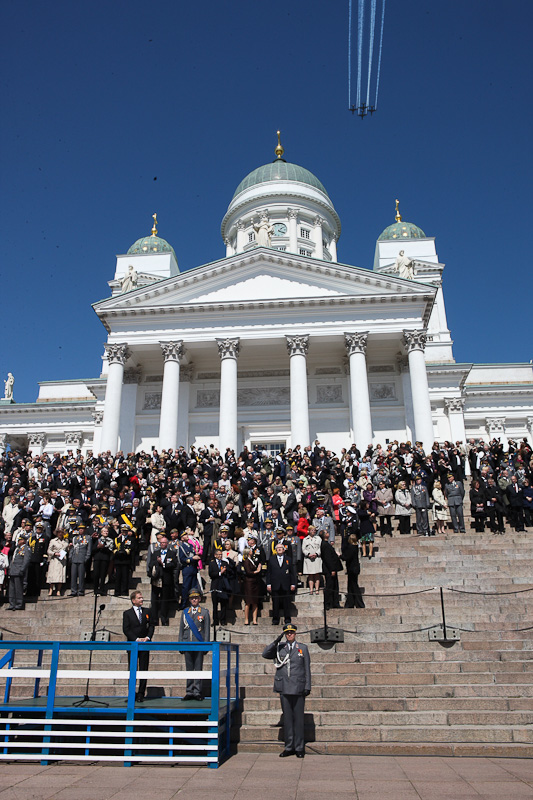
3, 373, 14, 400
121, 265, 138, 293
394, 250, 414, 280
253, 216, 274, 248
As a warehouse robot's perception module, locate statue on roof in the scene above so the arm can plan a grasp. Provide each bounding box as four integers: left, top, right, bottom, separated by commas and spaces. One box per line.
394, 250, 414, 280
253, 214, 274, 248
121, 265, 138, 293
3, 373, 14, 401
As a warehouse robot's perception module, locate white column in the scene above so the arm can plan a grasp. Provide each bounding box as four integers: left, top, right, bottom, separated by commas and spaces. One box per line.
288, 209, 298, 254
236, 220, 246, 253
100, 343, 130, 453
345, 332, 373, 449
224, 238, 233, 257
485, 417, 508, 449
217, 338, 240, 455
0, 433, 6, 455
314, 216, 324, 260
527, 417, 533, 447
330, 234, 338, 263
286, 335, 310, 448
445, 398, 466, 445
403, 330, 434, 451
158, 341, 184, 451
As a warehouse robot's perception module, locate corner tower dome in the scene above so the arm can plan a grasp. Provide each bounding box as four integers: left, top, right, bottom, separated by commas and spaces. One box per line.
221, 133, 341, 263
377, 199, 425, 241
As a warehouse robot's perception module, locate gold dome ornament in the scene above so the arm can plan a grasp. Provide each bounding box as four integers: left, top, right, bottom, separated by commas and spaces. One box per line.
395, 199, 402, 222
152, 213, 158, 236
274, 131, 284, 160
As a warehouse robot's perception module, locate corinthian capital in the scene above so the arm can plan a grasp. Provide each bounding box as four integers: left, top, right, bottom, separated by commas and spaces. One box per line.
403, 330, 427, 353
104, 343, 131, 366
160, 341, 184, 363
217, 338, 241, 360
444, 397, 465, 414
286, 335, 309, 357
344, 332, 368, 356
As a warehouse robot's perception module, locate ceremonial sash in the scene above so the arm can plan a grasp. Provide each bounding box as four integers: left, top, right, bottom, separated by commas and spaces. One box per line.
184, 609, 204, 642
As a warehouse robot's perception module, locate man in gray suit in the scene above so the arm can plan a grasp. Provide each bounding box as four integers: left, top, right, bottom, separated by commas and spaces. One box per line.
410, 476, 431, 536
444, 474, 466, 533
262, 623, 311, 758
178, 589, 211, 701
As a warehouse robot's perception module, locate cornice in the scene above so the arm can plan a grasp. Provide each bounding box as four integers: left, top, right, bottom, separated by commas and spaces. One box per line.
0, 401, 96, 415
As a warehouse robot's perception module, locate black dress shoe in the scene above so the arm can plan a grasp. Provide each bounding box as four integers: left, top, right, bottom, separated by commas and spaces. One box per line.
162, 620, 169, 626
296, 751, 305, 758
135, 693, 145, 702
272, 619, 280, 625
279, 750, 295, 758
181, 694, 193, 701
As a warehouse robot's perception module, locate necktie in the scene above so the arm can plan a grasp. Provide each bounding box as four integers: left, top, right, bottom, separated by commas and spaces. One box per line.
136, 608, 142, 622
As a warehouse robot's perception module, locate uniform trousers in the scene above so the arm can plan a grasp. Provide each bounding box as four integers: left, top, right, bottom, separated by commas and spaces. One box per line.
280, 693, 305, 753
184, 649, 205, 698
70, 562, 86, 594
449, 504, 465, 532
414, 508, 429, 535
114, 563, 131, 596
8, 576, 25, 610
180, 566, 198, 608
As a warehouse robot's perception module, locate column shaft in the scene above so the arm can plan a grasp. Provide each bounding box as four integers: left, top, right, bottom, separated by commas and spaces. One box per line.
158, 342, 184, 451
286, 336, 310, 448
345, 333, 372, 449
288, 210, 298, 254
314, 217, 324, 260
100, 344, 130, 453
218, 339, 240, 455
404, 331, 434, 451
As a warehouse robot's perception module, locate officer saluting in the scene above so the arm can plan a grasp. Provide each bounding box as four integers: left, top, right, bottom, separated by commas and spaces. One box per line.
262, 623, 311, 758
178, 589, 211, 701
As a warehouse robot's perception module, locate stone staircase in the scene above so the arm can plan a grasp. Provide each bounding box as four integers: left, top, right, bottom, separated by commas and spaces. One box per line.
0, 523, 532, 757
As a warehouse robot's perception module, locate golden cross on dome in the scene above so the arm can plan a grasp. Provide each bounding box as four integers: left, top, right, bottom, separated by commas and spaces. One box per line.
395, 199, 402, 222
152, 213, 158, 236
275, 130, 284, 160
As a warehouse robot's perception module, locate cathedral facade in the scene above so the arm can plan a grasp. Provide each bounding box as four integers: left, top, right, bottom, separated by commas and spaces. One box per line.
1, 139, 532, 455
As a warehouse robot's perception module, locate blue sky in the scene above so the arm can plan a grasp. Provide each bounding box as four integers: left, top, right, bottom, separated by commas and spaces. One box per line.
1, 0, 531, 402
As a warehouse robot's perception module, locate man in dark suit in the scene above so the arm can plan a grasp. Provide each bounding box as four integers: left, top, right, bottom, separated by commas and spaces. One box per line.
266, 542, 296, 625
147, 535, 179, 626
122, 589, 155, 702
262, 623, 311, 758
506, 475, 524, 531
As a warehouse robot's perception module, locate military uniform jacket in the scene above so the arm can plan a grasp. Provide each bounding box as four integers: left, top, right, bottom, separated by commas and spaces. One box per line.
178, 605, 211, 642
262, 639, 311, 696
70, 534, 92, 564
9, 542, 31, 576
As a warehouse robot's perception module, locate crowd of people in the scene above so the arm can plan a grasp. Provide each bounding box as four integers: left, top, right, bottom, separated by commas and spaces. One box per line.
0, 435, 531, 620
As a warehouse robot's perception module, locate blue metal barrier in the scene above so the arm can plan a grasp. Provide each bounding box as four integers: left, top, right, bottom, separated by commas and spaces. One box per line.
0, 640, 239, 767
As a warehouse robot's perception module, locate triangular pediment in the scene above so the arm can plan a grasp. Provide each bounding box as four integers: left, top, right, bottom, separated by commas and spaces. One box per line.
94, 249, 434, 314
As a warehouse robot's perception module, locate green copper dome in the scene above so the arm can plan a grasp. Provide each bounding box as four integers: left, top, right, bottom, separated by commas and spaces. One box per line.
378, 220, 426, 241
232, 161, 329, 199
127, 234, 176, 258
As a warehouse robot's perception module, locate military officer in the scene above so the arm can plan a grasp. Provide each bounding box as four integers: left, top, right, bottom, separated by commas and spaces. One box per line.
262, 623, 311, 758
26, 521, 49, 597
7, 537, 31, 610
69, 524, 92, 596
114, 525, 133, 596
178, 588, 211, 701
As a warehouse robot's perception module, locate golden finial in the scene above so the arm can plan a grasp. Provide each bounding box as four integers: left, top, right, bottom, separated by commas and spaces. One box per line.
395, 199, 402, 222
274, 130, 284, 160
151, 213, 158, 236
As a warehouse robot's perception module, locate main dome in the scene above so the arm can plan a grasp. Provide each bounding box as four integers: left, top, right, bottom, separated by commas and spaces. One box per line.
232, 161, 329, 200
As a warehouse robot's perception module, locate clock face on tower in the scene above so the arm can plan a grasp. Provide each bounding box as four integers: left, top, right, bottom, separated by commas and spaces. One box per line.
273, 223, 287, 237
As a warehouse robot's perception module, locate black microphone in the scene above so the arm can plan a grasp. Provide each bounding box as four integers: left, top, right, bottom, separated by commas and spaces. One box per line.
99, 604, 106, 611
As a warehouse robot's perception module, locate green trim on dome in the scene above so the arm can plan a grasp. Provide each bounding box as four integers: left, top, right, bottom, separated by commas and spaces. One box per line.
232, 161, 329, 199
127, 235, 176, 258
378, 221, 426, 241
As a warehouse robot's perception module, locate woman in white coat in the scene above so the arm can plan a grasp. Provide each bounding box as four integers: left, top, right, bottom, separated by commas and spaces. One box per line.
395, 481, 413, 535
302, 525, 323, 595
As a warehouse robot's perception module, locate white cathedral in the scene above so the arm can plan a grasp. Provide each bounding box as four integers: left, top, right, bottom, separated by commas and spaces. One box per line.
1, 136, 532, 456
